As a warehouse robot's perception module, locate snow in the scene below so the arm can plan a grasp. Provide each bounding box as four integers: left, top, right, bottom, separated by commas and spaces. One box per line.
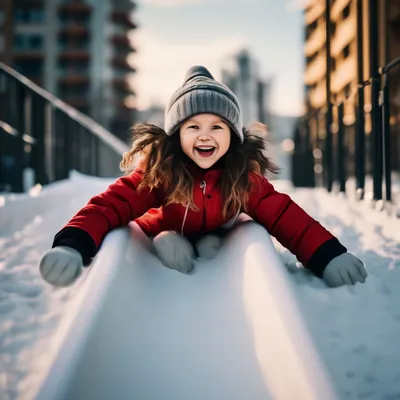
273, 181, 400, 399
36, 222, 337, 400
1, 171, 400, 399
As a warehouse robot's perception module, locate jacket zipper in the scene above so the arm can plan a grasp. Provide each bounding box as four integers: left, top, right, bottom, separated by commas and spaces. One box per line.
200, 180, 207, 230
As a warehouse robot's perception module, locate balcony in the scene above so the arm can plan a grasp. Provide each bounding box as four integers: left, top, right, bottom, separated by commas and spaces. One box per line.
305, 22, 326, 57
305, 52, 326, 86
110, 11, 137, 30
59, 50, 90, 62
14, 50, 44, 60
59, 75, 90, 85
331, 53, 356, 93
331, 0, 352, 21
309, 80, 327, 110
111, 56, 136, 72
331, 12, 356, 57
305, 2, 325, 25
110, 34, 136, 52
58, 3, 92, 14
59, 24, 89, 37
112, 78, 135, 94
113, 0, 136, 12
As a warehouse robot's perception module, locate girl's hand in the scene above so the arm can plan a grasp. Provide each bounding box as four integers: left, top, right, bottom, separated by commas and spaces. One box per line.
322, 253, 367, 287
153, 231, 195, 274
39, 246, 83, 287
195, 234, 222, 259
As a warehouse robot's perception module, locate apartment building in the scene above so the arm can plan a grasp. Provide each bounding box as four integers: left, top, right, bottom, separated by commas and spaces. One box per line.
0, 0, 137, 140
304, 0, 400, 171
0, 0, 13, 65
221, 49, 271, 129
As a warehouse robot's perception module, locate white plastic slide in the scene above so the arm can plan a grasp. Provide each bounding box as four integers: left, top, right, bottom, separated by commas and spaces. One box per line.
35, 221, 339, 400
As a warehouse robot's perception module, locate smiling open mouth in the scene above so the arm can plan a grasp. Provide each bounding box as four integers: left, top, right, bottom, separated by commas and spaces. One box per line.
194, 146, 216, 158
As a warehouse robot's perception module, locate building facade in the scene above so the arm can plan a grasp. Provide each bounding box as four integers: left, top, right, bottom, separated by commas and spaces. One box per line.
221, 49, 271, 130
0, 0, 137, 140
304, 0, 400, 176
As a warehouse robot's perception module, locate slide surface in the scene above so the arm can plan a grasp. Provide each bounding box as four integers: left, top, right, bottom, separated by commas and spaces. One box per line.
35, 222, 338, 400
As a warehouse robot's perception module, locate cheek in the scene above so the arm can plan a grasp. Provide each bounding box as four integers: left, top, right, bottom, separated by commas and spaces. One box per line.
179, 133, 193, 155
219, 131, 231, 152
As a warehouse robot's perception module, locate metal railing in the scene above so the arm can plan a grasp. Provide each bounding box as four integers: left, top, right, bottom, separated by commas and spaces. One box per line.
379, 56, 400, 204
0, 61, 129, 192
298, 55, 400, 211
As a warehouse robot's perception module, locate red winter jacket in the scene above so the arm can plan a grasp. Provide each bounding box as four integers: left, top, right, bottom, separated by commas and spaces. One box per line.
53, 165, 346, 277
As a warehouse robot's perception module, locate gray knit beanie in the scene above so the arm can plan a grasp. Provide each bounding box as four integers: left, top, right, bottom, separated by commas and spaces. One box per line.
164, 66, 243, 143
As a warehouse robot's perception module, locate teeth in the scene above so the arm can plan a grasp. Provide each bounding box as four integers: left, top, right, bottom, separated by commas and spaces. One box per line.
196, 147, 214, 150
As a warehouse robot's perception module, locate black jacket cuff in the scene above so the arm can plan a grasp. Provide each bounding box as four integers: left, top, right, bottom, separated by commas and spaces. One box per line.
306, 238, 347, 278
52, 227, 97, 266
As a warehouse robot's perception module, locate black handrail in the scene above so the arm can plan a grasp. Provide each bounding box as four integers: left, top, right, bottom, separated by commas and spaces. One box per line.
380, 56, 400, 74
301, 55, 400, 213
0, 61, 129, 192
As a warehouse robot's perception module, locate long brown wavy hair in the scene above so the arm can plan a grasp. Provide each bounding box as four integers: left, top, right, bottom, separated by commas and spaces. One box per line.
120, 122, 280, 219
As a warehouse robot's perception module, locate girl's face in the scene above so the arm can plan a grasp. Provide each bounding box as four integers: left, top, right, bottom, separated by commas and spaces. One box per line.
179, 113, 231, 169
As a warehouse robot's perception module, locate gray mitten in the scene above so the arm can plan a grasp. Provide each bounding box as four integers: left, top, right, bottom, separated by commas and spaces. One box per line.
153, 231, 195, 274
322, 252, 367, 287
196, 234, 222, 259
39, 246, 83, 287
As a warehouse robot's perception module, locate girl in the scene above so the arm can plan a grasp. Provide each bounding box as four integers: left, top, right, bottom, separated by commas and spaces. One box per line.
39, 66, 367, 288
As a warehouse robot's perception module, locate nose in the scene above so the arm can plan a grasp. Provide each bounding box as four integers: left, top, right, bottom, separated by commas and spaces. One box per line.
198, 134, 211, 141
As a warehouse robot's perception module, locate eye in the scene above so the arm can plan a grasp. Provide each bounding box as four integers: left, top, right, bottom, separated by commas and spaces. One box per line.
187, 125, 198, 129
212, 125, 223, 130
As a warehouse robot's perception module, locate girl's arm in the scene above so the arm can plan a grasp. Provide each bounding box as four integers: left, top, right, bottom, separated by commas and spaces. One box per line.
52, 168, 163, 265
247, 174, 347, 278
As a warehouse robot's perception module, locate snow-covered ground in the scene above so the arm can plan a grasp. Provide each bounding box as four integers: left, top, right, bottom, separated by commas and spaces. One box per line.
1, 171, 400, 399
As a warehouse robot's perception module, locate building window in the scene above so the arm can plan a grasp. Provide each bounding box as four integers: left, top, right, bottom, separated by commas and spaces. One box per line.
14, 8, 45, 23
342, 4, 350, 20
14, 34, 44, 50
343, 44, 350, 59
31, 35, 44, 49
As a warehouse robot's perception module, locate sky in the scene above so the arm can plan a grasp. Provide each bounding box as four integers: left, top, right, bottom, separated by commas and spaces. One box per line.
129, 0, 307, 116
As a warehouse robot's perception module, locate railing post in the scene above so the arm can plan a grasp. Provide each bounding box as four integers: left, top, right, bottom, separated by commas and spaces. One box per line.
355, 0, 365, 199
380, 72, 392, 203
45, 103, 55, 183
10, 81, 25, 192
325, 0, 333, 192
79, 127, 90, 174
62, 111, 72, 180
0, 72, 5, 186
369, 0, 383, 201
337, 102, 346, 193
92, 137, 100, 176
24, 92, 33, 182
32, 95, 48, 184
